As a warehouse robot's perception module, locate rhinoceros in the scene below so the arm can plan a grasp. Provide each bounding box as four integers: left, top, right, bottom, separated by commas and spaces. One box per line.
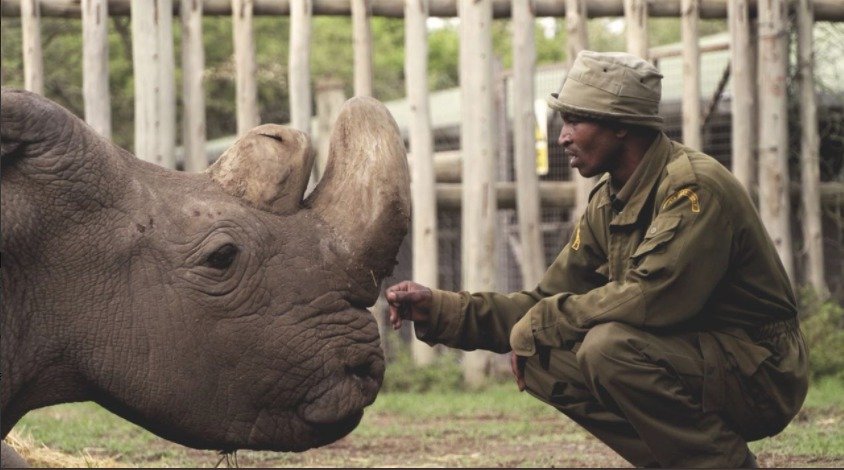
0, 88, 410, 463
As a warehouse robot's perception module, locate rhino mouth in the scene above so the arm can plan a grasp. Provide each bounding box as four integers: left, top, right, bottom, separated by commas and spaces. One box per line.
294, 311, 384, 444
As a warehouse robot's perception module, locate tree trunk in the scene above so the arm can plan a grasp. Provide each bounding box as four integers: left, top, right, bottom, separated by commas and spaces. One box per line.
352, 0, 374, 97
728, 0, 757, 193
459, 0, 496, 388
623, 0, 648, 58
82, 0, 111, 138
681, 0, 701, 150
21, 0, 44, 94
796, 0, 827, 296
181, 0, 207, 172
757, 0, 794, 282
233, 0, 260, 135
405, 0, 438, 365
513, 0, 545, 289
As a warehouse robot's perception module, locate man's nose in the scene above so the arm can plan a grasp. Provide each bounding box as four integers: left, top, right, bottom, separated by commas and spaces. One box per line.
557, 126, 572, 146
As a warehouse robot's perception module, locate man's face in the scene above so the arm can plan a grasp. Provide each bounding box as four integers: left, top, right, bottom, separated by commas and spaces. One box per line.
556, 113, 623, 178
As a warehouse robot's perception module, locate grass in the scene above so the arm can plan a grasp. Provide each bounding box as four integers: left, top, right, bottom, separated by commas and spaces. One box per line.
8, 379, 844, 467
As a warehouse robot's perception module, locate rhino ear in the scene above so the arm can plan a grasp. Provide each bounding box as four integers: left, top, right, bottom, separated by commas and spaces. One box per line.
206, 124, 315, 215
1, 88, 104, 172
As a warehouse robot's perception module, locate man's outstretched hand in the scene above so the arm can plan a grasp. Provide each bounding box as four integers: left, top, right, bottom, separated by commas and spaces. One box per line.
385, 281, 433, 330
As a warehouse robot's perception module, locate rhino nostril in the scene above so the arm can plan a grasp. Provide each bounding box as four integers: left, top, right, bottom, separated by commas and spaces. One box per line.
345, 363, 372, 380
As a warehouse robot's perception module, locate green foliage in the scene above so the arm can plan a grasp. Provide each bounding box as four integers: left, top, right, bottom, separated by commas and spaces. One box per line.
382, 345, 464, 393
799, 289, 844, 381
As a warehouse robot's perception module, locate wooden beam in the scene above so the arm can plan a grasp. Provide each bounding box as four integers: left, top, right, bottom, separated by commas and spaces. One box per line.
131, 0, 176, 168
796, 0, 827, 295
728, 0, 756, 192
233, 0, 260, 135
289, 0, 312, 135
512, 0, 544, 289
624, 0, 648, 58
435, 181, 844, 210
681, 0, 701, 150
81, 0, 111, 138
352, 0, 373, 97
21, 0, 44, 94
181, 0, 207, 172
437, 181, 576, 210
757, 0, 794, 281
459, 0, 495, 388
6, 1, 844, 21
404, 0, 437, 365
565, 0, 594, 220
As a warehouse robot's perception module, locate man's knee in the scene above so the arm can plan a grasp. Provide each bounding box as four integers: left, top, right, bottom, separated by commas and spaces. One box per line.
576, 322, 642, 380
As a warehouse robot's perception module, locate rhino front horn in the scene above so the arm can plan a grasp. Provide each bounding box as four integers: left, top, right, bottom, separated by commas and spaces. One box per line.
308, 97, 411, 294
206, 124, 314, 215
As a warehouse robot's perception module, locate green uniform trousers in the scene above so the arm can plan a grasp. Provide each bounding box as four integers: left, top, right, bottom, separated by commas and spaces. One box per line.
521, 320, 807, 467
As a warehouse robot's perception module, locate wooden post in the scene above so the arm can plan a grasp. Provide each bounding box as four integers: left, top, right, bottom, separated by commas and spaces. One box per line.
681, 0, 701, 149
5, 1, 844, 20
131, 0, 176, 168
405, 0, 437, 365
352, 0, 374, 97
82, 0, 111, 138
757, 0, 794, 282
623, 0, 648, 58
566, 0, 594, 220
513, 0, 544, 289
289, 0, 312, 134
181, 0, 207, 171
314, 78, 346, 181
459, 0, 496, 388
21, 0, 44, 94
797, 0, 827, 295
233, 0, 260, 135
728, 0, 756, 192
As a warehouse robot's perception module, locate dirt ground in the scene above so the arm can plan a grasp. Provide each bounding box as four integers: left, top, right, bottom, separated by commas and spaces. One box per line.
112, 413, 842, 468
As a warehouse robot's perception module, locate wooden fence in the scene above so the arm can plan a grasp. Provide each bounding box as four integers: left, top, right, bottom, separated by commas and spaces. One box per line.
3, 0, 843, 374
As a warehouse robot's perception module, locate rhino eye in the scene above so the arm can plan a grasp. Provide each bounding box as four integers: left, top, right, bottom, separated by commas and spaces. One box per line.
205, 244, 238, 270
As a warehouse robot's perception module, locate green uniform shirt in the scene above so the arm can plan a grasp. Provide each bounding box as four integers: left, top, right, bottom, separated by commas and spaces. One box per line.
415, 133, 797, 355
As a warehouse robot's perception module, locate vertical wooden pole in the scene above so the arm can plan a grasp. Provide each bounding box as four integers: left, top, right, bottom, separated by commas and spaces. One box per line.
181, 0, 207, 172
681, 0, 701, 149
352, 0, 374, 97
757, 0, 794, 282
314, 78, 346, 181
232, 0, 260, 135
405, 0, 438, 365
797, 0, 827, 295
460, 0, 496, 387
158, 0, 176, 169
21, 0, 44, 94
82, 0, 111, 138
289, 0, 312, 134
513, 0, 544, 289
131, 0, 176, 169
728, 0, 757, 192
566, 0, 594, 220
623, 0, 648, 59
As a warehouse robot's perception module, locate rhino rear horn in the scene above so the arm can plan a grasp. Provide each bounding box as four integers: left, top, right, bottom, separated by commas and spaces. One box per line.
308, 97, 411, 286
207, 124, 315, 215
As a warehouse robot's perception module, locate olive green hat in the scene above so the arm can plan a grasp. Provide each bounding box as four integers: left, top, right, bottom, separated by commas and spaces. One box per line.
547, 50, 664, 129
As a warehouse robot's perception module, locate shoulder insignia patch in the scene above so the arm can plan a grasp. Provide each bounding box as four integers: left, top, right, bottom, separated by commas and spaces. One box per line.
571, 223, 582, 251
662, 188, 700, 213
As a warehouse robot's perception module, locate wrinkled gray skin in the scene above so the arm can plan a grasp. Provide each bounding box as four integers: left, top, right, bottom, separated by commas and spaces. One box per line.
0, 88, 410, 459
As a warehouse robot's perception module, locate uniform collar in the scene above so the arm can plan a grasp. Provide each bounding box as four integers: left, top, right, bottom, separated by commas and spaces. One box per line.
605, 132, 671, 227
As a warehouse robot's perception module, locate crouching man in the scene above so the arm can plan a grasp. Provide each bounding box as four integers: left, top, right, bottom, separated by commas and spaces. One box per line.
386, 51, 807, 468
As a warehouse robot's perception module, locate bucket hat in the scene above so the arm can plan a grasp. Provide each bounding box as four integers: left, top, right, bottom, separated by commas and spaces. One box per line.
547, 50, 664, 129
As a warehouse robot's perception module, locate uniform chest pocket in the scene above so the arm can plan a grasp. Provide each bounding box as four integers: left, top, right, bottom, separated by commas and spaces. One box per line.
631, 215, 682, 260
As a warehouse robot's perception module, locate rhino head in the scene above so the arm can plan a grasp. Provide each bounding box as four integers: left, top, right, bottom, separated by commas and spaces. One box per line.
0, 88, 410, 452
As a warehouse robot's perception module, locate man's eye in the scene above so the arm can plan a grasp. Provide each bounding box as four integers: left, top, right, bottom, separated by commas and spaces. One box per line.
205, 244, 239, 270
